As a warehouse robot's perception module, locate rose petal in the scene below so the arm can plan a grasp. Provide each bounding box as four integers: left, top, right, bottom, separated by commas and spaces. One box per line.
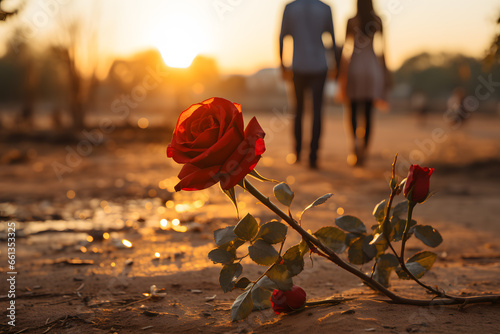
190, 125, 244, 168
174, 164, 221, 191
219, 118, 266, 189
168, 98, 246, 165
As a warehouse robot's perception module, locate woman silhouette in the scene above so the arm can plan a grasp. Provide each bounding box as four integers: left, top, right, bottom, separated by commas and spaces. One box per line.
338, 0, 388, 166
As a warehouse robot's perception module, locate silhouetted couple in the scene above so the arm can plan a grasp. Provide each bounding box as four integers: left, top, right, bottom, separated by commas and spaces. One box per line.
280, 0, 389, 168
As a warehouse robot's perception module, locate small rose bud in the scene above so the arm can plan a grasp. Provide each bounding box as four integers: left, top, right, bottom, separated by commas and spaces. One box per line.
270, 285, 306, 314
404, 165, 434, 203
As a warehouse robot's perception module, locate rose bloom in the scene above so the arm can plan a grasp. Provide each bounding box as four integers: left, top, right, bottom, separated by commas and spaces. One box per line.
167, 97, 265, 191
404, 164, 434, 203
271, 285, 307, 314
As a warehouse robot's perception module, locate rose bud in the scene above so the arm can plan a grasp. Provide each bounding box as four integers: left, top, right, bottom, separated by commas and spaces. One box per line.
270, 285, 306, 314
167, 97, 266, 191
404, 164, 434, 203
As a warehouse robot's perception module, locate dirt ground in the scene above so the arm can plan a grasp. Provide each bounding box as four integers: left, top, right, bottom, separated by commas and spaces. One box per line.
1, 108, 500, 333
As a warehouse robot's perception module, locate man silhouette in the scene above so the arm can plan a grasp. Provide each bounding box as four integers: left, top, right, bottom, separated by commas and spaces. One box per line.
279, 0, 337, 169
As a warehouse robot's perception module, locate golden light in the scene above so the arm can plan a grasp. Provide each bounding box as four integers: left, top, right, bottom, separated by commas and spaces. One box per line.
155, 252, 161, 258
175, 204, 190, 213
194, 200, 204, 209
347, 154, 358, 167
173, 225, 188, 233
160, 219, 169, 229
103, 232, 110, 240
66, 190, 76, 199
86, 235, 94, 243
80, 246, 87, 253
171, 218, 187, 233
122, 239, 133, 248
149, 7, 207, 68
286, 153, 297, 165
138, 117, 149, 129
337, 207, 345, 215
166, 200, 175, 209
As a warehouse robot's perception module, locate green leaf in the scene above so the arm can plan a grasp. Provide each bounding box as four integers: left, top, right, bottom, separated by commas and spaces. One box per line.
233, 238, 246, 250
335, 215, 367, 234
362, 235, 378, 258
234, 277, 252, 290
234, 213, 258, 241
414, 225, 443, 248
373, 253, 399, 288
313, 226, 347, 253
391, 216, 417, 242
298, 238, 309, 255
248, 239, 279, 265
251, 286, 272, 310
248, 169, 278, 183
220, 184, 238, 217
230, 289, 253, 322
208, 248, 235, 265
380, 253, 400, 268
266, 264, 293, 290
369, 233, 384, 245
347, 235, 377, 265
396, 251, 437, 280
392, 201, 409, 218
302, 193, 334, 215
273, 182, 294, 207
219, 237, 246, 255
282, 244, 305, 276
372, 199, 387, 223
256, 220, 287, 244
345, 232, 358, 246
379, 219, 394, 242
219, 263, 243, 292
255, 276, 278, 291
369, 232, 389, 256
214, 226, 237, 247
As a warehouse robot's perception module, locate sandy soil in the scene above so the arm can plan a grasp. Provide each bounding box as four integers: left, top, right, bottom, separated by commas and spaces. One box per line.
1, 109, 500, 333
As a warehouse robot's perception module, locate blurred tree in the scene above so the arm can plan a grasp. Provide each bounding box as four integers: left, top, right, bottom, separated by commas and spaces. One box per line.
484, 14, 500, 67
51, 10, 101, 130
393, 53, 484, 99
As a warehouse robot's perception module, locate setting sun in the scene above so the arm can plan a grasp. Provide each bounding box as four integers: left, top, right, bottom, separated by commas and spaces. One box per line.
149, 8, 207, 68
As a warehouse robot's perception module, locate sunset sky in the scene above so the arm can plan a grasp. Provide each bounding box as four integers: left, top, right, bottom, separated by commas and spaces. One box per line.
1, 0, 499, 76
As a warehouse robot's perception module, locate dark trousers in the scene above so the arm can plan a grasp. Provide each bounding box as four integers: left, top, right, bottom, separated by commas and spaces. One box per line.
292, 71, 327, 164
349, 100, 373, 148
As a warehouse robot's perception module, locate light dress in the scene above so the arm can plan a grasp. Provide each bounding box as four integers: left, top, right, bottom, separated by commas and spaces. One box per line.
345, 16, 385, 101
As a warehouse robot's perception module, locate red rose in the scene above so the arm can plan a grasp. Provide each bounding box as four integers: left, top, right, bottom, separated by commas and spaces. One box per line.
404, 164, 434, 203
167, 97, 266, 191
270, 285, 306, 314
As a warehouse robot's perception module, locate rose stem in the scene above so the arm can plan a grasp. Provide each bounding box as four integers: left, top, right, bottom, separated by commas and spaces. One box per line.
240, 178, 500, 306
